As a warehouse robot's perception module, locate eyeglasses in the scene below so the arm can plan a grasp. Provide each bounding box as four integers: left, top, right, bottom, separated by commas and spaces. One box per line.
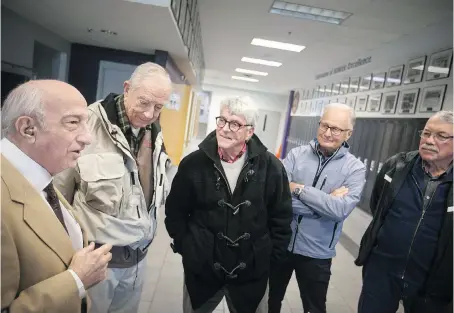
418, 130, 453, 142
216, 116, 251, 132
319, 122, 349, 136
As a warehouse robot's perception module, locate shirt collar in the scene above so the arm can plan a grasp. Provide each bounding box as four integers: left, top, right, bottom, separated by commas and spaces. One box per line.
218, 143, 247, 163
1, 138, 52, 192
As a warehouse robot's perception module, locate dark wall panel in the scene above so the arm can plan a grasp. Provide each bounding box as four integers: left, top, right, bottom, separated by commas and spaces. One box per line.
68, 43, 156, 104
285, 116, 428, 213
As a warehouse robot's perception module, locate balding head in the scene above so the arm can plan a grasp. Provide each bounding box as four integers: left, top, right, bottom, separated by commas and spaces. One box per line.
317, 103, 355, 154
2, 79, 91, 175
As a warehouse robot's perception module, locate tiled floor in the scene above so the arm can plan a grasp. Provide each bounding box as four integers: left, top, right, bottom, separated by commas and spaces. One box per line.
138, 210, 363, 313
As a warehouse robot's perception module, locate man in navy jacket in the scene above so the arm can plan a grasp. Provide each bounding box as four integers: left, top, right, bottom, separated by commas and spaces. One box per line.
356, 111, 453, 313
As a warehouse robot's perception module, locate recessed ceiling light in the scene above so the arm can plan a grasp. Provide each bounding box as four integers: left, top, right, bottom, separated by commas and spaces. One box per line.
241, 57, 282, 67
251, 38, 305, 52
235, 68, 269, 76
232, 76, 259, 82
270, 1, 352, 25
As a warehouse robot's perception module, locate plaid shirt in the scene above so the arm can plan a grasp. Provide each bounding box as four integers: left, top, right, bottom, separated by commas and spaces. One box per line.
115, 94, 149, 157
218, 143, 247, 163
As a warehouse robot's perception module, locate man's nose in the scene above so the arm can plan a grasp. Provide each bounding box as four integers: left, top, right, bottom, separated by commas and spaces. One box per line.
143, 109, 154, 119
78, 122, 92, 146
424, 135, 436, 145
222, 122, 230, 132
80, 131, 92, 146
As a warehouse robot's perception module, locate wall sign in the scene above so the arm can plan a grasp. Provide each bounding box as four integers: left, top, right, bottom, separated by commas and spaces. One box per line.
315, 56, 372, 80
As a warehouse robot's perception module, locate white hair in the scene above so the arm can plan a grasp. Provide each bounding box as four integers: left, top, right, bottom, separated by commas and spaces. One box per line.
432, 110, 453, 124
1, 83, 45, 138
220, 96, 259, 127
322, 102, 356, 128
128, 62, 172, 90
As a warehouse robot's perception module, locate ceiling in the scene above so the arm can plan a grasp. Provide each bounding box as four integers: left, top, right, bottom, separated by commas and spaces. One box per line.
2, 0, 198, 84
3, 0, 452, 95
198, 0, 453, 94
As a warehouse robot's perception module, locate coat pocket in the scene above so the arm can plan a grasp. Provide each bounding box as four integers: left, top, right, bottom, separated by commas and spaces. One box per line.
182, 224, 214, 274
252, 233, 272, 276
78, 153, 125, 216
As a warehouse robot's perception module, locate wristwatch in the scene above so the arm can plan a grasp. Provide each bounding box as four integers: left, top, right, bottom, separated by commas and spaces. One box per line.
293, 186, 303, 197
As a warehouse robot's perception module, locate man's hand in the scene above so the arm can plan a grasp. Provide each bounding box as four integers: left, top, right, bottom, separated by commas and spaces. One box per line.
289, 182, 304, 193
330, 186, 349, 197
69, 242, 112, 289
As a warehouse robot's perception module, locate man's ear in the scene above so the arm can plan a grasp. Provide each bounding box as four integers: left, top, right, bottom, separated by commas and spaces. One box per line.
15, 116, 37, 143
123, 80, 131, 95
247, 126, 255, 141
345, 130, 353, 141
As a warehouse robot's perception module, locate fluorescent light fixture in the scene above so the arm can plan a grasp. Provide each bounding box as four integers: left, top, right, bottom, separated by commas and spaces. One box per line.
232, 76, 259, 82
251, 38, 305, 52
241, 57, 282, 67
235, 68, 268, 76
270, 1, 352, 25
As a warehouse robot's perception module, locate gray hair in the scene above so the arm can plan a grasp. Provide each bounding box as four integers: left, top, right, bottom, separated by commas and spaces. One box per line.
129, 62, 171, 90
322, 102, 356, 128
431, 110, 453, 124
1, 82, 45, 138
220, 96, 259, 127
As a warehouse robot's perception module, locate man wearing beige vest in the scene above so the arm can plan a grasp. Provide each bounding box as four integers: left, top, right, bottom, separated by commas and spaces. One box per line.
1, 80, 112, 313
55, 62, 173, 313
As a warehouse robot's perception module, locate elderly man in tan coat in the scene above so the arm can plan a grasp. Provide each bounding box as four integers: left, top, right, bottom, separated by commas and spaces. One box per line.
1, 80, 112, 313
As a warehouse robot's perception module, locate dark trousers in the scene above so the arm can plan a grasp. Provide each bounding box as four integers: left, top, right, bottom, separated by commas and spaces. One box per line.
358, 256, 450, 313
268, 252, 332, 313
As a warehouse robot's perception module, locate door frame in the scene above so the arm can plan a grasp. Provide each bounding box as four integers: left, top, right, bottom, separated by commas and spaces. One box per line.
96, 61, 136, 101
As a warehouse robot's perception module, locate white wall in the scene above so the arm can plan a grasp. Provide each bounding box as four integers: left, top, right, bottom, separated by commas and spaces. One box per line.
294, 18, 453, 118
203, 84, 289, 154
1, 7, 71, 81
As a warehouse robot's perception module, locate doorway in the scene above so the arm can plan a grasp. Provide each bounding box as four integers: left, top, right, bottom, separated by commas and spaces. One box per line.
96, 61, 137, 100
33, 41, 66, 80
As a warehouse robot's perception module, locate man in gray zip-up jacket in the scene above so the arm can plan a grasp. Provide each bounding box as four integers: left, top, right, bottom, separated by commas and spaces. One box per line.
268, 103, 366, 313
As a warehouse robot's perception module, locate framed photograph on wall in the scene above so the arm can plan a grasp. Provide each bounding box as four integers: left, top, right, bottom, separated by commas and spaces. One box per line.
359, 74, 372, 91
381, 91, 399, 114
349, 77, 360, 93
419, 85, 447, 112
339, 78, 350, 95
356, 95, 368, 111
403, 56, 426, 84
371, 72, 386, 90
397, 88, 420, 114
426, 49, 452, 81
333, 82, 341, 95
347, 96, 357, 109
367, 94, 382, 112
338, 97, 347, 104
386, 65, 404, 87
330, 83, 337, 96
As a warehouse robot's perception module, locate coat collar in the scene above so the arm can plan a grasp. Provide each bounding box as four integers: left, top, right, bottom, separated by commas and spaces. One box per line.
1, 155, 75, 267
309, 139, 350, 160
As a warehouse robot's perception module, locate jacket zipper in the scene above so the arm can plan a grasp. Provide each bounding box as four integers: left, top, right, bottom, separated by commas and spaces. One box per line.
291, 147, 338, 253
291, 215, 303, 252
401, 175, 435, 281
329, 222, 338, 248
